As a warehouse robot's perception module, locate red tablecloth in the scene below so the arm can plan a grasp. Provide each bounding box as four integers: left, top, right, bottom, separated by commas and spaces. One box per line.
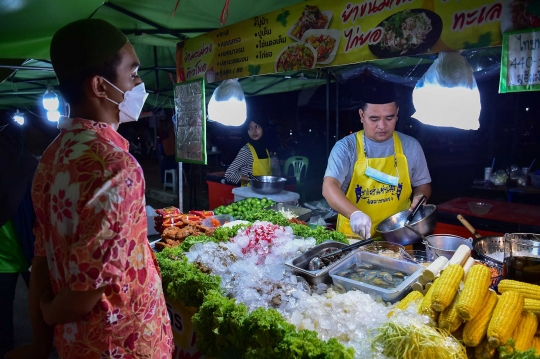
437, 197, 540, 227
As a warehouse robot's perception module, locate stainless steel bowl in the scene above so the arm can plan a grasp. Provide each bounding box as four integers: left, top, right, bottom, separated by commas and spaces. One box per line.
424, 234, 472, 260
250, 176, 286, 194
376, 204, 437, 246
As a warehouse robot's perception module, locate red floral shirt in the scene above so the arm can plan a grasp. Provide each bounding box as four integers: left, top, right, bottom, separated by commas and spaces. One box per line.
32, 118, 173, 359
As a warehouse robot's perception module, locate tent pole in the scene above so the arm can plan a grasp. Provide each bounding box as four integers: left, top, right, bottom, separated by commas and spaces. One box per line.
335, 78, 339, 143
178, 162, 183, 212
153, 46, 160, 92
326, 71, 330, 158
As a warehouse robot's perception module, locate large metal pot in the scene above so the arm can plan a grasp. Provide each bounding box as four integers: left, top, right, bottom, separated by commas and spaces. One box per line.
375, 204, 437, 246
424, 234, 472, 260
250, 176, 286, 195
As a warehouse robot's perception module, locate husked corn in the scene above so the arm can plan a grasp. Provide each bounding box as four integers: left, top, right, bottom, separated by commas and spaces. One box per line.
524, 298, 540, 316
531, 336, 540, 356
511, 311, 538, 352
432, 264, 464, 312
418, 278, 440, 322
439, 293, 463, 332
475, 338, 497, 359
463, 289, 498, 347
388, 291, 423, 317
487, 291, 524, 348
456, 264, 491, 321
498, 280, 540, 300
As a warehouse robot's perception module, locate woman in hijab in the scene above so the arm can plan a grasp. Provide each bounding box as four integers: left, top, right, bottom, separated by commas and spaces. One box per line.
225, 118, 273, 185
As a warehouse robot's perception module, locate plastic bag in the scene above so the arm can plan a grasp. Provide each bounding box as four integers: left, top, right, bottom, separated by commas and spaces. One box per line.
412, 51, 481, 130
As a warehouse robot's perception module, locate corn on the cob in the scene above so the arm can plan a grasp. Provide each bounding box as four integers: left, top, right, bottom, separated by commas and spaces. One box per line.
439, 293, 463, 332
432, 264, 464, 312
456, 264, 491, 321
388, 291, 423, 317
524, 298, 540, 316
511, 311, 538, 352
418, 278, 440, 322
498, 280, 540, 300
475, 338, 497, 359
463, 289, 499, 347
531, 336, 540, 356
487, 291, 524, 348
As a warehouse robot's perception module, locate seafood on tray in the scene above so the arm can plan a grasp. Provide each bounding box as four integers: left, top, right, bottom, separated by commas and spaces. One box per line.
333, 262, 408, 289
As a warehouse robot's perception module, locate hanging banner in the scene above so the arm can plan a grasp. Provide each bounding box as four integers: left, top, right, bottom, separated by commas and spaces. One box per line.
178, 0, 503, 82
500, 28, 540, 93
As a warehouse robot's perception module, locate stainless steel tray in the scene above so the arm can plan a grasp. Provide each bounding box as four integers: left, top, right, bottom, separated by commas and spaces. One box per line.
266, 203, 312, 222
285, 241, 358, 285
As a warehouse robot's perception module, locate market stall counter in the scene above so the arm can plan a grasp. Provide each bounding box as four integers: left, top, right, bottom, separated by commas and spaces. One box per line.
434, 197, 540, 236
151, 202, 540, 359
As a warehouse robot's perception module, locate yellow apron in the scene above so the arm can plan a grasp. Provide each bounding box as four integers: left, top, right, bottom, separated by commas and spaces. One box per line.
241, 143, 271, 186
337, 131, 412, 237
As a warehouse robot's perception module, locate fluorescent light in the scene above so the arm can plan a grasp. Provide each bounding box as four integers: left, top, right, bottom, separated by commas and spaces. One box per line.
413, 52, 481, 130
13, 110, 24, 125
47, 110, 61, 122
207, 79, 247, 126
526, 108, 529, 111
42, 87, 59, 111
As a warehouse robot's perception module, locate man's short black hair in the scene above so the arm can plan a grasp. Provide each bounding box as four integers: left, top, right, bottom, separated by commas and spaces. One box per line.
58, 51, 122, 105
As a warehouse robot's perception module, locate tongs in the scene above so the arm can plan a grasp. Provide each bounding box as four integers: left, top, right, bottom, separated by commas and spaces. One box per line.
247, 173, 260, 182
403, 195, 429, 241
308, 237, 374, 271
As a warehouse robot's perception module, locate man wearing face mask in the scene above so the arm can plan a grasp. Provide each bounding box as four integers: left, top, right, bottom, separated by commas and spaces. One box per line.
6, 19, 173, 359
322, 81, 431, 240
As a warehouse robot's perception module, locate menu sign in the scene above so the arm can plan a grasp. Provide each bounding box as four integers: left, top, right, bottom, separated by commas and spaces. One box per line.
178, 0, 503, 82
500, 28, 540, 93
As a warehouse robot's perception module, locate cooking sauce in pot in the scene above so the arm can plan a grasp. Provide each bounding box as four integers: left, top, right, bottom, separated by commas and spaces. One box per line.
503, 256, 540, 285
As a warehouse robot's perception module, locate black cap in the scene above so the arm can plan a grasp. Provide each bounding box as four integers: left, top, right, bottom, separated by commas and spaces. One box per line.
361, 81, 397, 105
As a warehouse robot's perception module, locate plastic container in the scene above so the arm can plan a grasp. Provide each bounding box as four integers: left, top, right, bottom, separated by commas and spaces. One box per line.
329, 251, 422, 303
467, 201, 493, 215
364, 241, 412, 261
531, 173, 540, 188
405, 250, 432, 268
201, 214, 234, 228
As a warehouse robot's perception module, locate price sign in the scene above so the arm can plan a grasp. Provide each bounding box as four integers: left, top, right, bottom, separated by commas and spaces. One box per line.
500, 28, 540, 93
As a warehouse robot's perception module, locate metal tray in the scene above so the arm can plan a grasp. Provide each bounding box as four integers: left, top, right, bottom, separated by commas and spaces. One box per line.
266, 203, 312, 222
329, 251, 422, 303
285, 241, 357, 285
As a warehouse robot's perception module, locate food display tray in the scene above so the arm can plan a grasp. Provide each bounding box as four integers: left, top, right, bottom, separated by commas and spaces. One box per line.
285, 241, 358, 285
329, 251, 422, 303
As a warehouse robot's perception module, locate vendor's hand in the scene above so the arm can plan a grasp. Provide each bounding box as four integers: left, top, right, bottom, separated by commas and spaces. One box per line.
349, 211, 371, 239
409, 195, 425, 212
5, 343, 51, 359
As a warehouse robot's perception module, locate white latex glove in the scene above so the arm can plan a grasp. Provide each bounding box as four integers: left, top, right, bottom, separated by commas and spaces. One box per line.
349, 210, 372, 239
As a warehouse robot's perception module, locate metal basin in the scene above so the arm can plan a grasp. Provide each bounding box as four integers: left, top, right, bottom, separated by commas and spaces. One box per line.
424, 234, 472, 260
376, 204, 437, 246
250, 176, 286, 195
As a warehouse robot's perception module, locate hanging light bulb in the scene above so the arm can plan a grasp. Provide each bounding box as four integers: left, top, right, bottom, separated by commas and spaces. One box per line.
42, 87, 59, 111
412, 52, 481, 130
47, 110, 61, 123
207, 79, 247, 126
13, 109, 25, 125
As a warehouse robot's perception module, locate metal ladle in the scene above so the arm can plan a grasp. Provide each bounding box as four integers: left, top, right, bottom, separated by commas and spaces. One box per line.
308, 237, 375, 271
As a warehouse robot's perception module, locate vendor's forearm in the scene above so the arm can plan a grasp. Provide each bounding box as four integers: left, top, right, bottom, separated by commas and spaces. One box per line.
412, 183, 432, 202
322, 177, 359, 218
41, 286, 105, 325
29, 256, 54, 349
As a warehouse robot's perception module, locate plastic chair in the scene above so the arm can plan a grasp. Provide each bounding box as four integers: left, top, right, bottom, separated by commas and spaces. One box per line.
164, 169, 177, 192
283, 156, 309, 186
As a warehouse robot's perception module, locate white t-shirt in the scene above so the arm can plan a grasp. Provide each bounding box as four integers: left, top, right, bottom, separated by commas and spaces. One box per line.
324, 131, 431, 193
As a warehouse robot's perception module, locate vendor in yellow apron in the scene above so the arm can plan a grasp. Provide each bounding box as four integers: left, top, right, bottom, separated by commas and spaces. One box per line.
337, 131, 412, 237
241, 143, 271, 187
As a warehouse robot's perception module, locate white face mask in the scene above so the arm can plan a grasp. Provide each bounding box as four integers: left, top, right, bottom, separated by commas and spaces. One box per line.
102, 77, 148, 123
363, 132, 400, 186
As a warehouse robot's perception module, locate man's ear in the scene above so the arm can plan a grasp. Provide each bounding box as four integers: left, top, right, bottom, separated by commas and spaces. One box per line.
359, 108, 364, 124
88, 76, 108, 99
